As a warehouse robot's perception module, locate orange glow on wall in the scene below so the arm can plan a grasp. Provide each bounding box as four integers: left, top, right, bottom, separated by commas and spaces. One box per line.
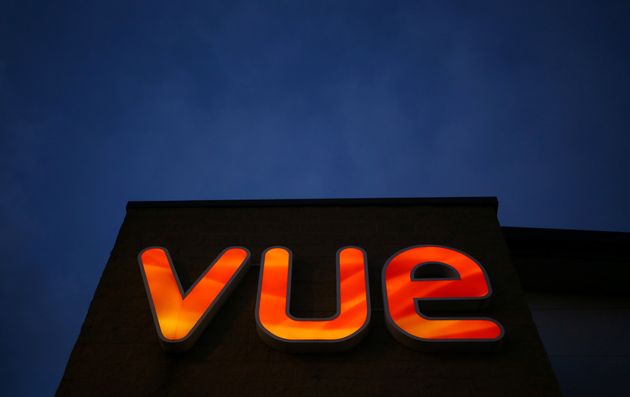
382, 246, 503, 348
256, 247, 370, 351
138, 246, 250, 351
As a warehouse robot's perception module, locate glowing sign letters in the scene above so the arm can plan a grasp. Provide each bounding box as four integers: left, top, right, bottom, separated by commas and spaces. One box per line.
138, 245, 503, 352
382, 246, 504, 350
138, 246, 250, 351
256, 247, 370, 352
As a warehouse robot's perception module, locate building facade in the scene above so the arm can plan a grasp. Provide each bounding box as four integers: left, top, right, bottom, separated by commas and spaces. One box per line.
59, 197, 625, 396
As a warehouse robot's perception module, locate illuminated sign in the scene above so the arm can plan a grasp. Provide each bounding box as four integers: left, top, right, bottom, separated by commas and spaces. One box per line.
256, 247, 370, 352
138, 246, 250, 351
138, 245, 503, 352
382, 246, 504, 350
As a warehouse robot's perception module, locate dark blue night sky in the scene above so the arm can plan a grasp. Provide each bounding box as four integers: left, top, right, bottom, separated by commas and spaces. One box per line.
2, 1, 629, 395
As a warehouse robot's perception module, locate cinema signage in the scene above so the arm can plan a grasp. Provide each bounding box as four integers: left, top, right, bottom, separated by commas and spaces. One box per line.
138, 245, 505, 353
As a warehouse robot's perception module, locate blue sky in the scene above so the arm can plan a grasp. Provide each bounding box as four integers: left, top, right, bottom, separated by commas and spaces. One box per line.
1, 1, 629, 395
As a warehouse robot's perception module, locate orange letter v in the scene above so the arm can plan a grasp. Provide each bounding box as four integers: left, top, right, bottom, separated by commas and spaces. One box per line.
138, 247, 250, 351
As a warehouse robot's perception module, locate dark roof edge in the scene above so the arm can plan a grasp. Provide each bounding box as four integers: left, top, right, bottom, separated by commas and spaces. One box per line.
126, 196, 499, 211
